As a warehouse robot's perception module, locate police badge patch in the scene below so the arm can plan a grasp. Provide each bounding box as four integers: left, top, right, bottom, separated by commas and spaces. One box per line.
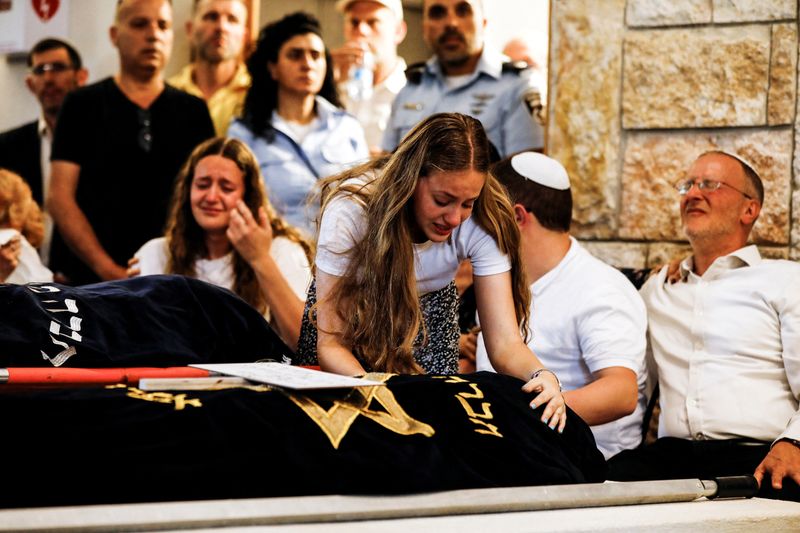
524, 88, 545, 126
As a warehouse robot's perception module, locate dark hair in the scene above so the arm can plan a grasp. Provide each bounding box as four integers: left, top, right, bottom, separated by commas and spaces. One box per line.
27, 38, 82, 69
490, 155, 572, 232
241, 11, 341, 136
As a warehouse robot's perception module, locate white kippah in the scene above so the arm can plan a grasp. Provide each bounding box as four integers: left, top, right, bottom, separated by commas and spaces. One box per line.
714, 150, 761, 181
510, 152, 570, 190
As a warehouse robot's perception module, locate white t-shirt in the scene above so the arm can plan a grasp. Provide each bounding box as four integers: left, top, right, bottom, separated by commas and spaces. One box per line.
134, 236, 311, 319
272, 111, 321, 145
315, 180, 511, 293
641, 245, 800, 444
476, 238, 648, 459
0, 229, 53, 284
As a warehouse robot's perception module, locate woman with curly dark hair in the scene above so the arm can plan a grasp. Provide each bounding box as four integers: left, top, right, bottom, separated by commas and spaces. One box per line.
229, 11, 368, 237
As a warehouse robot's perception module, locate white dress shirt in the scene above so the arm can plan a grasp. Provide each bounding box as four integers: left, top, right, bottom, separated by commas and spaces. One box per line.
641, 245, 800, 444
37, 117, 54, 266
340, 58, 406, 152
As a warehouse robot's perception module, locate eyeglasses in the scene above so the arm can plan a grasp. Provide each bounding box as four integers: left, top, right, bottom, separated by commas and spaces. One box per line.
137, 109, 152, 153
30, 62, 74, 76
675, 178, 753, 199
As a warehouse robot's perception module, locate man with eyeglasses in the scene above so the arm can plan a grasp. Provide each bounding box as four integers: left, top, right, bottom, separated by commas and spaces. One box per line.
382, 0, 544, 158
0, 38, 88, 268
48, 0, 214, 285
169, 0, 250, 137
608, 150, 800, 502
474, 152, 648, 460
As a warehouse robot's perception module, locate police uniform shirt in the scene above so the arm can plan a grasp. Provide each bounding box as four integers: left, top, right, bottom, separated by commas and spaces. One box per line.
228, 97, 369, 236
381, 48, 544, 157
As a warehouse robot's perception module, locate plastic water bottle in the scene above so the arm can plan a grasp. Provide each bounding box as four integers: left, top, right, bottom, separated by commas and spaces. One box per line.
346, 49, 374, 102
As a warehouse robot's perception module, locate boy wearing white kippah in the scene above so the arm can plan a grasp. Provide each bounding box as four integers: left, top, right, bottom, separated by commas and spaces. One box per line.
476, 152, 648, 459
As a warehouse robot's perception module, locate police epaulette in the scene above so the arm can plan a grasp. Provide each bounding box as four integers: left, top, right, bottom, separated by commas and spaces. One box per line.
405, 62, 426, 84
502, 60, 530, 75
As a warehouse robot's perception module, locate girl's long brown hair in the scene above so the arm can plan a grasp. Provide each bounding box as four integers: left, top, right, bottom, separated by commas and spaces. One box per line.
315, 113, 530, 373
165, 137, 313, 313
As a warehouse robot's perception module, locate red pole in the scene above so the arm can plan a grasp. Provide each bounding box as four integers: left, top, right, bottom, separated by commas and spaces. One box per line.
0, 367, 211, 386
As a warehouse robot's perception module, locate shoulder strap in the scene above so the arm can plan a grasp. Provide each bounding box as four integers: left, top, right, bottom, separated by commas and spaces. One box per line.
404, 62, 426, 84
501, 60, 530, 75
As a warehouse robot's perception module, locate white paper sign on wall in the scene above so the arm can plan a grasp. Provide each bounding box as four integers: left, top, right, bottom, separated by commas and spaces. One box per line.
0, 0, 69, 55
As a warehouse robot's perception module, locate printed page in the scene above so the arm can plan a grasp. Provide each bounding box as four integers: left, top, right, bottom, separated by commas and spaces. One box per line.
190, 362, 384, 389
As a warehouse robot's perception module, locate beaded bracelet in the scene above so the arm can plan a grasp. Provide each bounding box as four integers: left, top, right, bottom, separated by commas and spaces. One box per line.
530, 368, 563, 391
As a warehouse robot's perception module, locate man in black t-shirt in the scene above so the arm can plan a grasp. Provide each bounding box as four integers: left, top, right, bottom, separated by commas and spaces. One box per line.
48, 0, 214, 285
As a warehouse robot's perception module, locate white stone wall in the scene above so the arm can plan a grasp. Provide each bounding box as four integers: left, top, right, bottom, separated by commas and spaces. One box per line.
549, 0, 800, 265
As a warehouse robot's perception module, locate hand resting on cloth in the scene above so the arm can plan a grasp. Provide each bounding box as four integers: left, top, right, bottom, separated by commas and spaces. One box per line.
0, 372, 606, 507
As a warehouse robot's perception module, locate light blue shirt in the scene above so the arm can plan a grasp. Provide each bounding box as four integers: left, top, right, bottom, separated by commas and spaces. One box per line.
228, 96, 369, 236
382, 49, 544, 157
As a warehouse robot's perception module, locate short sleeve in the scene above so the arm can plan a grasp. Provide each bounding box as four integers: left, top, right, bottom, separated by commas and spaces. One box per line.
578, 276, 647, 375
502, 73, 545, 154
315, 192, 367, 276
51, 90, 90, 165
460, 218, 511, 276
134, 238, 168, 276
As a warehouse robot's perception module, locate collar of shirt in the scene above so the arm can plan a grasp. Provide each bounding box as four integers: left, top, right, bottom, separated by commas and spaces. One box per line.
679, 244, 761, 282
271, 96, 341, 140
37, 115, 52, 140
532, 236, 579, 296
382, 57, 407, 94
228, 62, 251, 92
426, 47, 504, 85
168, 62, 251, 97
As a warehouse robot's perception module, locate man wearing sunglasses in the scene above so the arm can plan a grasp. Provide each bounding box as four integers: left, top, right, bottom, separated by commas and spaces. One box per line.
608, 151, 800, 502
0, 38, 88, 268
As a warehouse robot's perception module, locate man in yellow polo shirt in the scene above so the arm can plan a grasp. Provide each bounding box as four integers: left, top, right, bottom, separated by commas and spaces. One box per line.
170, 0, 250, 136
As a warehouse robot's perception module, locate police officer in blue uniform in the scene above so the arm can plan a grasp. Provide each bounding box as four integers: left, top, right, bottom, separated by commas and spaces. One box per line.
382, 0, 544, 157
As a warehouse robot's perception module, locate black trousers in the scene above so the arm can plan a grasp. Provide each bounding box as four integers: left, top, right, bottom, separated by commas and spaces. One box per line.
607, 437, 800, 502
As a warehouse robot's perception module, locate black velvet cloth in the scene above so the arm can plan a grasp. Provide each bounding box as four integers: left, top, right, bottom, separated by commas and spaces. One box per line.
0, 372, 606, 508
0, 275, 292, 367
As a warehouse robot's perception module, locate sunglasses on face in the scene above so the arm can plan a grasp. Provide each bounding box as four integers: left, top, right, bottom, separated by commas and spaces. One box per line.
137, 109, 153, 153
30, 62, 74, 76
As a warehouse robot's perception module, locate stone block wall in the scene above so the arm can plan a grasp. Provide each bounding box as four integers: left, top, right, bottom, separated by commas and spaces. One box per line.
547, 0, 799, 267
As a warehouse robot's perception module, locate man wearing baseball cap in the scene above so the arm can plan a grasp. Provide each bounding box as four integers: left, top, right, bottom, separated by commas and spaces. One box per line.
475, 151, 648, 460
331, 0, 407, 154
